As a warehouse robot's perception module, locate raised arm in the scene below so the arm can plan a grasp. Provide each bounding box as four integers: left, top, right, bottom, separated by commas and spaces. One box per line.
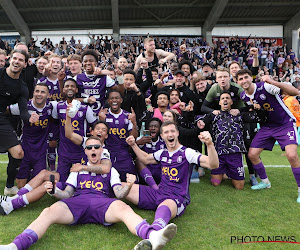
157, 49, 175, 65
197, 131, 219, 169
134, 55, 142, 72
126, 135, 158, 165
113, 173, 136, 199
65, 105, 83, 146
262, 75, 299, 96
128, 108, 138, 139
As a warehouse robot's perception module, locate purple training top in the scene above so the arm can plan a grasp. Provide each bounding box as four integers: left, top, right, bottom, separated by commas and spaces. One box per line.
52, 101, 96, 161
66, 166, 121, 198
240, 81, 296, 127
10, 100, 55, 152
141, 136, 166, 179
75, 73, 115, 115
105, 108, 133, 152
38, 77, 63, 101
153, 146, 201, 204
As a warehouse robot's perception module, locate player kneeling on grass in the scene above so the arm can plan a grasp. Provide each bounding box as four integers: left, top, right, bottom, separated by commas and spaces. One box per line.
198, 92, 266, 189
125, 121, 219, 249
0, 136, 177, 250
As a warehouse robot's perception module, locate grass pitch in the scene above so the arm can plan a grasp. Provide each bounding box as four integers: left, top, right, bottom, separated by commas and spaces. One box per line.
1, 146, 300, 249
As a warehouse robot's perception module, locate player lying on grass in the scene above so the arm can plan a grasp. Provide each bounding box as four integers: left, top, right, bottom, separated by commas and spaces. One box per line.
0, 106, 111, 215
125, 121, 219, 249
0, 136, 177, 250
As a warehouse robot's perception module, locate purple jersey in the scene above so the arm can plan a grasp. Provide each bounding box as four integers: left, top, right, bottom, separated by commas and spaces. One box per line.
52, 101, 96, 161
153, 146, 201, 204
240, 82, 296, 127
38, 77, 63, 101
105, 109, 133, 152
10, 100, 55, 151
141, 137, 166, 179
75, 73, 115, 115
66, 166, 120, 198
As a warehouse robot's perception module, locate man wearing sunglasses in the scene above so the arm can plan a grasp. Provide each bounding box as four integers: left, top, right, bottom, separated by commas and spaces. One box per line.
51, 78, 97, 183
0, 136, 177, 250
0, 114, 111, 216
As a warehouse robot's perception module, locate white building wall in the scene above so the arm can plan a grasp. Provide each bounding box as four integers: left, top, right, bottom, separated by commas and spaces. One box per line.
212, 25, 283, 37
0, 25, 283, 46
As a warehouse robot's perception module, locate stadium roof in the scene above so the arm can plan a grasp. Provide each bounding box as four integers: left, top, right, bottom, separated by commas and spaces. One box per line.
0, 0, 299, 35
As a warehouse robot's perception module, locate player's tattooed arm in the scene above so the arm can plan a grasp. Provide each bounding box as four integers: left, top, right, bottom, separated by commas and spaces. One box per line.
54, 185, 75, 200
71, 159, 111, 175
113, 174, 136, 199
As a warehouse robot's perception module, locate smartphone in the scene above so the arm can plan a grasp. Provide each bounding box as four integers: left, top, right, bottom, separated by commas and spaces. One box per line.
143, 130, 151, 136
49, 174, 55, 195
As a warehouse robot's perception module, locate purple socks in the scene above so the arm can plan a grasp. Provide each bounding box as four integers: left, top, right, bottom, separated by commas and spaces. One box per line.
292, 167, 300, 187
151, 205, 171, 231
135, 219, 152, 239
13, 229, 38, 250
11, 195, 28, 210
17, 184, 32, 196
135, 206, 172, 240
140, 168, 159, 190
253, 162, 268, 180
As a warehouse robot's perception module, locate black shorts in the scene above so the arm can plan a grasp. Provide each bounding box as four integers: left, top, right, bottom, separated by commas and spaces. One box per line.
0, 114, 20, 153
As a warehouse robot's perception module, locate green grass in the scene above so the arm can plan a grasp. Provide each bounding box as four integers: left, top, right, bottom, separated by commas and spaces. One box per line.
1, 145, 300, 249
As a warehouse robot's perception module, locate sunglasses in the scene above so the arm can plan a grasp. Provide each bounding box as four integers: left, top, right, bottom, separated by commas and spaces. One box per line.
85, 144, 101, 150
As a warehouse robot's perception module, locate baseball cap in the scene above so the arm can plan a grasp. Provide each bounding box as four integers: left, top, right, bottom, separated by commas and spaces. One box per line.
174, 70, 185, 76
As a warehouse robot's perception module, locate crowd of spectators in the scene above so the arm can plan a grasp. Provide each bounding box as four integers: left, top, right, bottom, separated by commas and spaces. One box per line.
1, 34, 298, 88
0, 33, 299, 190
1, 29, 300, 249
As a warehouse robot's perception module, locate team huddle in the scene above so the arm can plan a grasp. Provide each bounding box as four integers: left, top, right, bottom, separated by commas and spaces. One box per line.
0, 37, 299, 249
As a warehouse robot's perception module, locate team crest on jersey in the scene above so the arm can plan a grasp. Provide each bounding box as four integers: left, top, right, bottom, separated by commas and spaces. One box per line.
47, 109, 52, 115
161, 157, 167, 162
106, 118, 113, 123
77, 111, 83, 117
168, 159, 172, 164
146, 144, 152, 148
160, 144, 164, 149
102, 174, 107, 178
230, 92, 234, 96
115, 120, 119, 124
257, 85, 264, 91
259, 94, 266, 100
53, 86, 58, 90
177, 156, 182, 163
124, 119, 129, 124
287, 131, 295, 140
